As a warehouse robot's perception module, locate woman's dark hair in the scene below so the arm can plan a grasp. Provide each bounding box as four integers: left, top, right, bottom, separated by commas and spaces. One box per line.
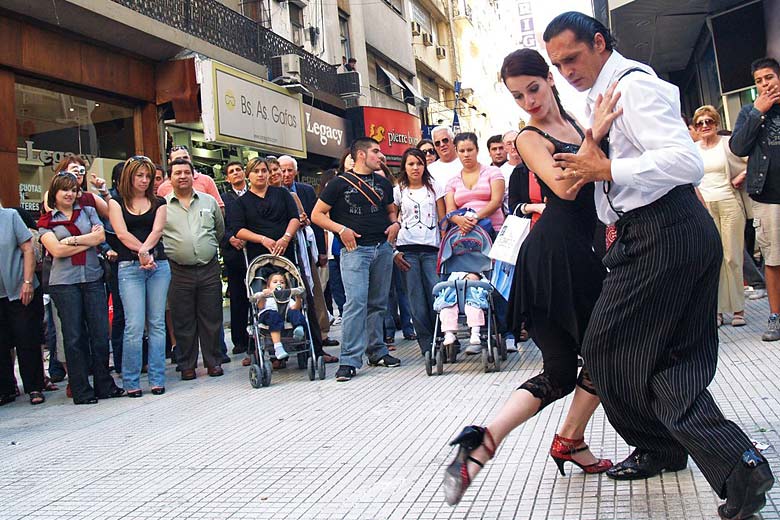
542, 11, 616, 52
111, 161, 125, 191
318, 168, 339, 195
500, 48, 576, 125
398, 148, 434, 193
453, 132, 479, 151
47, 172, 80, 210
338, 149, 353, 172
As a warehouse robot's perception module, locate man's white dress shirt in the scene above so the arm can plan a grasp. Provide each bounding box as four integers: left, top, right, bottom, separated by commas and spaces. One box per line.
586, 51, 703, 224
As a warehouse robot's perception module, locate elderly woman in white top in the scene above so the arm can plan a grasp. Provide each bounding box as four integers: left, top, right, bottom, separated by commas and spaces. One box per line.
693, 105, 749, 327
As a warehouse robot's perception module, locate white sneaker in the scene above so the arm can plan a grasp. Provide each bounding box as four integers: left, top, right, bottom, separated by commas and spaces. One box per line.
505, 337, 517, 352
328, 312, 335, 325
469, 332, 481, 345
274, 344, 289, 360
443, 332, 457, 346
750, 289, 767, 300
334, 316, 342, 325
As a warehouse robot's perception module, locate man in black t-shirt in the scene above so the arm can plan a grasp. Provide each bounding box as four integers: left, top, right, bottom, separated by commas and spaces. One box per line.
312, 138, 401, 381
731, 57, 780, 342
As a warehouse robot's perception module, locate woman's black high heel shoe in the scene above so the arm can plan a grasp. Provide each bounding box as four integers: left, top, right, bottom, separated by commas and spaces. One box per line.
442, 425, 495, 505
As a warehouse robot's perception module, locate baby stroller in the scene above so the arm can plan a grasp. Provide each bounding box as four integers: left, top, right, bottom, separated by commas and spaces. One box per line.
428, 226, 505, 375
244, 252, 325, 387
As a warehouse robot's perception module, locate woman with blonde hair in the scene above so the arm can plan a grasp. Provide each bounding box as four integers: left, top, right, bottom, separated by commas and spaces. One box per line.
108, 156, 170, 396
693, 105, 749, 327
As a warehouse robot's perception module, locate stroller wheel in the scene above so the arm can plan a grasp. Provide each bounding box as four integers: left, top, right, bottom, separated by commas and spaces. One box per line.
481, 348, 490, 373
307, 356, 315, 381
448, 343, 458, 364
435, 348, 444, 375
317, 355, 326, 380
492, 345, 501, 373
297, 352, 308, 370
424, 350, 433, 376
261, 362, 272, 387
249, 364, 262, 389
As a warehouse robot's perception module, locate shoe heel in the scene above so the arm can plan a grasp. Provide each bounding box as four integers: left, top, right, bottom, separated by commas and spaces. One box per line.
551, 455, 567, 476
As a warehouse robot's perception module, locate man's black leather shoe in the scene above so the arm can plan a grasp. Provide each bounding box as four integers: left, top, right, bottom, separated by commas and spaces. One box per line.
606, 448, 688, 480
718, 449, 774, 520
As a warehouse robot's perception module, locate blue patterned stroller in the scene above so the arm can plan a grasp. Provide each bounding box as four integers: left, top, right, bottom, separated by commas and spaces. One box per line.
427, 226, 505, 375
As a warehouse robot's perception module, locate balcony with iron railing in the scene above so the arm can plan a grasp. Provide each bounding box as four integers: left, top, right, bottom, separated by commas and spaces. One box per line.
110, 0, 339, 96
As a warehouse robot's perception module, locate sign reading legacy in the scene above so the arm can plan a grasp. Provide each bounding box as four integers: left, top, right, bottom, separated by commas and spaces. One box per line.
303, 106, 352, 159
200, 60, 306, 157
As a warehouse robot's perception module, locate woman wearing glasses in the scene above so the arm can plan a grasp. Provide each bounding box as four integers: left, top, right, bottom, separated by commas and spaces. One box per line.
693, 105, 749, 327
108, 156, 170, 397
416, 139, 439, 165
38, 173, 123, 404
393, 148, 446, 357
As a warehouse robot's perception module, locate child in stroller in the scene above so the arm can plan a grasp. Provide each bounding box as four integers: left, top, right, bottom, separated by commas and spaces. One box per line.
254, 271, 306, 361
434, 272, 490, 354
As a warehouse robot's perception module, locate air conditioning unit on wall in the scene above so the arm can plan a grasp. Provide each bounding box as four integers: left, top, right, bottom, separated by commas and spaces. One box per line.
436, 46, 446, 59
411, 21, 421, 35
271, 54, 302, 82
422, 33, 434, 46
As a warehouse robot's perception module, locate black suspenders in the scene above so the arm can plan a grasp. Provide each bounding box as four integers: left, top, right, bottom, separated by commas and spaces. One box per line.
600, 67, 649, 219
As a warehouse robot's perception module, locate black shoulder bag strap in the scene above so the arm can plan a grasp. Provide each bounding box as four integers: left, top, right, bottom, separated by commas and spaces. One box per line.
600, 67, 649, 219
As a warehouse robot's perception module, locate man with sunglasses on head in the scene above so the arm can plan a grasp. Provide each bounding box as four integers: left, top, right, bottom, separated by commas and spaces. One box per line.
156, 146, 225, 212
427, 126, 462, 187
730, 57, 780, 343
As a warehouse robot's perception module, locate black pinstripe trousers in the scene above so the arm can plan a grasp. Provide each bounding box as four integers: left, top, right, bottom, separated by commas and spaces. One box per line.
583, 185, 753, 497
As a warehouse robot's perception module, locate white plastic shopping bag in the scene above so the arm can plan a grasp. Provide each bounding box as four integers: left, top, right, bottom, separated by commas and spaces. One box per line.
488, 215, 530, 264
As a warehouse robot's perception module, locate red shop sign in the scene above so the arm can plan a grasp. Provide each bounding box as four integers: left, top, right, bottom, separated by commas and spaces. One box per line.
360, 107, 422, 166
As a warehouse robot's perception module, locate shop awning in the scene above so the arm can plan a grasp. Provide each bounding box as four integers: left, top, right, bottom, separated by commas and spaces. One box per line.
377, 65, 405, 90
399, 77, 424, 103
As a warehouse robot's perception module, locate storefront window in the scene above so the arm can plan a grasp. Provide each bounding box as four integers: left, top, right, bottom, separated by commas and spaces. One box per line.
15, 82, 134, 213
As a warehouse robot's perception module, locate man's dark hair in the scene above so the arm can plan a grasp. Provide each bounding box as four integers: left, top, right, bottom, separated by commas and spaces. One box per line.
487, 135, 503, 148
543, 11, 616, 51
350, 137, 380, 162
170, 158, 194, 173
225, 160, 244, 173
751, 57, 780, 77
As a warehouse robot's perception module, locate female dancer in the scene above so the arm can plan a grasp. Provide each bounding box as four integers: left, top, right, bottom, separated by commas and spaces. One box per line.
442, 48, 621, 505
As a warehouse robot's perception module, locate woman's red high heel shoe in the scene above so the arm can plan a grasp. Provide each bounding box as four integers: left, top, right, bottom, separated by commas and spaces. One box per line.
549, 434, 612, 476
443, 425, 496, 505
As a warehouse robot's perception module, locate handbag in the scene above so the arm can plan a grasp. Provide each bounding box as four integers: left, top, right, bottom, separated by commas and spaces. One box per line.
488, 210, 531, 264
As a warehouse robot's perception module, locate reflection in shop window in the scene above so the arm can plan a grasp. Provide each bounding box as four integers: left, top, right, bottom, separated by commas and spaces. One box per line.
15, 82, 135, 214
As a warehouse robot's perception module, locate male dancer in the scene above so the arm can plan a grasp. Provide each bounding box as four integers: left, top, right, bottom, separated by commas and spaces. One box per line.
545, 12, 773, 520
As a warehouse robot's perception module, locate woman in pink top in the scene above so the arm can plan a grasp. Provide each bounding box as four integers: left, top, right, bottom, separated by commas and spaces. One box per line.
444, 133, 506, 236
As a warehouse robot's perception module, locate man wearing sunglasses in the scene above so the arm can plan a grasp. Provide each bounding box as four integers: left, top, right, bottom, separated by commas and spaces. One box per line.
427, 126, 462, 187
731, 57, 780, 342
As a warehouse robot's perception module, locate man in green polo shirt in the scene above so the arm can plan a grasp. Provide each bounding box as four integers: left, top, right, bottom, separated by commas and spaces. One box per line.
163, 158, 225, 380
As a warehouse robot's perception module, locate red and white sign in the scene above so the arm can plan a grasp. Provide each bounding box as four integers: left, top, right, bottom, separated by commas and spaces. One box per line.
360, 107, 422, 166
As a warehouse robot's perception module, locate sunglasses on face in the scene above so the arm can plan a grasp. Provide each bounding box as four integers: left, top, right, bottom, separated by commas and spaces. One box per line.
434, 137, 450, 147
56, 171, 78, 179
695, 119, 716, 128
422, 148, 437, 156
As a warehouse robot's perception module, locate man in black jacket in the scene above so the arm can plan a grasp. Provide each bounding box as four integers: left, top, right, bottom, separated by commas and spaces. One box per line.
220, 161, 249, 355
730, 57, 780, 342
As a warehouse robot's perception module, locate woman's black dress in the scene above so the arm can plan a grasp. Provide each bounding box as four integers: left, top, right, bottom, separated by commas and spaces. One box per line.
508, 126, 606, 346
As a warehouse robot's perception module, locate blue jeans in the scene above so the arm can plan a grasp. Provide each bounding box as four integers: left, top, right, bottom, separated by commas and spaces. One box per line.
328, 257, 345, 314
49, 280, 115, 402
106, 262, 125, 372
339, 242, 392, 368
383, 265, 415, 338
118, 260, 171, 391
399, 251, 439, 355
